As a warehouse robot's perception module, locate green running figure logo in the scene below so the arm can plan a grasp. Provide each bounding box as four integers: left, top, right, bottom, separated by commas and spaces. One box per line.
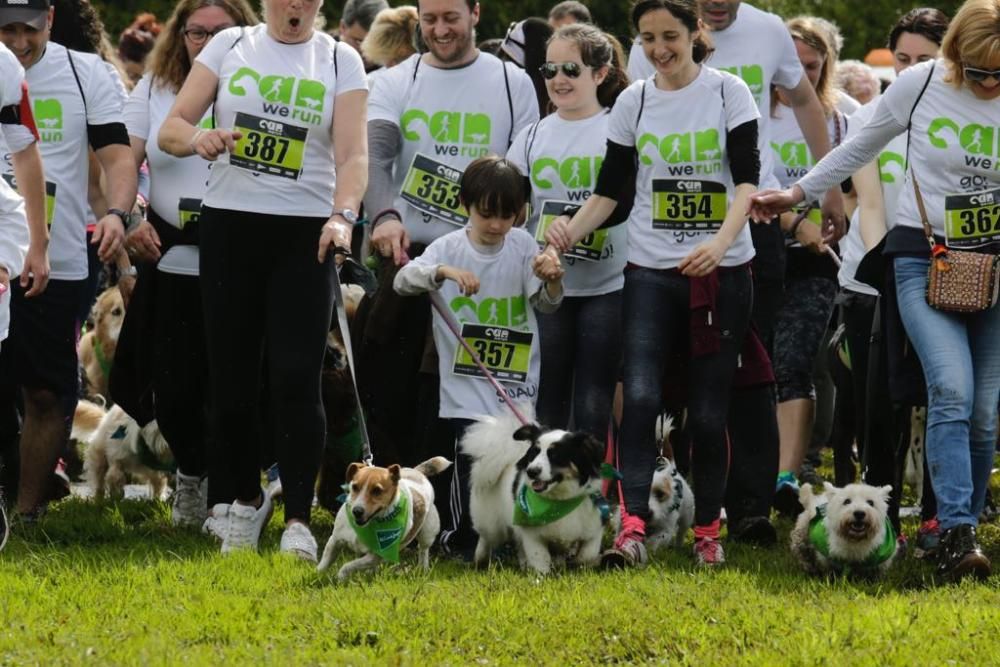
228, 67, 326, 125
401, 109, 492, 158
34, 99, 63, 142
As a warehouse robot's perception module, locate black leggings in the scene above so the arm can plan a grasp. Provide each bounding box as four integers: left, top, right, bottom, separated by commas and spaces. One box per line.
199, 207, 335, 523
536, 291, 622, 440
773, 265, 837, 403
619, 266, 752, 527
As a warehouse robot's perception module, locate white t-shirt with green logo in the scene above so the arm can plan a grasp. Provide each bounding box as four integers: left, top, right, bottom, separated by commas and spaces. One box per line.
396, 227, 547, 420
0, 43, 126, 281
196, 25, 368, 218
368, 52, 539, 246
507, 110, 626, 296
607, 68, 759, 269
628, 4, 802, 192
838, 99, 907, 295
125, 74, 214, 276
0, 43, 30, 341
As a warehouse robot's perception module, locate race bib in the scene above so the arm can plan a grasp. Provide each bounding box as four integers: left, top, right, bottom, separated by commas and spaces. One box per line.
534, 200, 607, 262
944, 188, 1000, 249
231, 112, 307, 180
400, 153, 469, 227
2, 173, 56, 227
178, 198, 202, 230
795, 203, 823, 227
452, 323, 533, 384
651, 179, 726, 231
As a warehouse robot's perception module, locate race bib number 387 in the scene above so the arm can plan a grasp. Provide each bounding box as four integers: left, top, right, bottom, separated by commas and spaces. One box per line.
231, 112, 307, 180
944, 188, 1000, 248
401, 153, 469, 227
453, 323, 533, 384
651, 179, 726, 231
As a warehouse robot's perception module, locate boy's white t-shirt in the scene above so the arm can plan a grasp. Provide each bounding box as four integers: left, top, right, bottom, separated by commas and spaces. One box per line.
607, 68, 759, 269
838, 99, 907, 295
196, 25, 368, 217
507, 110, 626, 296
401, 227, 546, 420
628, 3, 803, 191
125, 74, 214, 276
0, 43, 126, 281
368, 52, 539, 246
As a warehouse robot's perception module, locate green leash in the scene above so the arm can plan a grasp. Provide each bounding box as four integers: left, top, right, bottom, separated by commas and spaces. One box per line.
92, 336, 112, 380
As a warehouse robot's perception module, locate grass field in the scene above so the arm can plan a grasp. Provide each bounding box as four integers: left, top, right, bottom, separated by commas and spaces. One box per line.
3, 497, 1000, 666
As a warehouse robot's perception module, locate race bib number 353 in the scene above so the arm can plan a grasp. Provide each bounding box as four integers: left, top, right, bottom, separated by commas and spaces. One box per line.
651, 179, 726, 231
453, 323, 533, 384
231, 112, 307, 180
401, 153, 469, 227
944, 188, 1000, 249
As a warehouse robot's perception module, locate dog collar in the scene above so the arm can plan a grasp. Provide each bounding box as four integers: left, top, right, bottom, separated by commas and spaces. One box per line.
808, 504, 898, 571
513, 484, 586, 527
347, 488, 409, 563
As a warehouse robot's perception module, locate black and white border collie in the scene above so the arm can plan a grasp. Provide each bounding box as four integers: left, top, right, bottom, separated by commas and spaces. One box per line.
461, 411, 606, 574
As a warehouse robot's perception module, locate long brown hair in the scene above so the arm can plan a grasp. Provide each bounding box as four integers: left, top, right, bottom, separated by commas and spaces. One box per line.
146, 0, 259, 93
785, 16, 838, 115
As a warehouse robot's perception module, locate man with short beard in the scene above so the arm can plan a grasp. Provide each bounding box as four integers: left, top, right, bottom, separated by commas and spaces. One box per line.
361, 0, 538, 558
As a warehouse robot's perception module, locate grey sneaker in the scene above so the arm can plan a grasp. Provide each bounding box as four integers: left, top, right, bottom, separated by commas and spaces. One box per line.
172, 472, 208, 528
202, 503, 230, 541
221, 494, 273, 554
280, 522, 318, 563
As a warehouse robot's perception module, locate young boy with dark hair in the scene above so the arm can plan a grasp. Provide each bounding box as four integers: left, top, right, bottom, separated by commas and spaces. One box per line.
394, 155, 563, 557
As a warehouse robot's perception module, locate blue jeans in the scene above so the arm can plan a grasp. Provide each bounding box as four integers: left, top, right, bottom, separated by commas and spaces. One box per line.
894, 256, 1000, 530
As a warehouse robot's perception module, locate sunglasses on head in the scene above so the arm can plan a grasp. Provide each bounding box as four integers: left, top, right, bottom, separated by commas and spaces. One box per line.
963, 65, 1000, 83
539, 62, 583, 79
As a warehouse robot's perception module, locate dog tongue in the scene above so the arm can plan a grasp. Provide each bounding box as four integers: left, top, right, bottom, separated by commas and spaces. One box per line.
531, 480, 547, 493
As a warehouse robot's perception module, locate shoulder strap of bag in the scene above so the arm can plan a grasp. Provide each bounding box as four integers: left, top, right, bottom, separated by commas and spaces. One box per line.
904, 61, 936, 167
502, 60, 514, 148
909, 169, 936, 251
66, 49, 87, 112
635, 80, 646, 129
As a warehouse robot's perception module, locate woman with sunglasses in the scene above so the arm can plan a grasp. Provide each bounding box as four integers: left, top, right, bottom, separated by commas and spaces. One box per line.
506, 23, 630, 449
159, 0, 369, 561
750, 0, 1000, 583
121, 0, 259, 530
545, 0, 760, 567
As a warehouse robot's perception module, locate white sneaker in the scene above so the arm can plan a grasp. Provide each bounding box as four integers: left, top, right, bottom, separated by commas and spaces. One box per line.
221, 494, 273, 554
280, 522, 318, 563
202, 503, 231, 541
172, 472, 208, 528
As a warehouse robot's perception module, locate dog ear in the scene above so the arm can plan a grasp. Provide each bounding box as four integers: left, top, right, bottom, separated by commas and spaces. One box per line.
822, 481, 838, 497
513, 423, 542, 443
565, 432, 604, 482
798, 483, 814, 504
346, 462, 362, 482
879, 485, 892, 502
389, 464, 401, 483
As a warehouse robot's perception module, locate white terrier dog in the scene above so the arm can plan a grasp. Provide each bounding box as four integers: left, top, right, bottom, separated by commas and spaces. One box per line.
791, 482, 899, 576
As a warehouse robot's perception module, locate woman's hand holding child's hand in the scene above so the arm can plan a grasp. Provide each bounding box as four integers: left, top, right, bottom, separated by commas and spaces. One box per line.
533, 246, 565, 282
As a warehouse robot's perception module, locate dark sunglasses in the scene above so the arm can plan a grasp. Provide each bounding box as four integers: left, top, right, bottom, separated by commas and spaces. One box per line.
183, 25, 234, 44
539, 62, 583, 80
963, 65, 1000, 83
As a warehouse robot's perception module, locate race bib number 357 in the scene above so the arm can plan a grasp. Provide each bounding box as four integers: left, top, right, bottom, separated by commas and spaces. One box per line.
944, 188, 1000, 249
651, 179, 726, 231
231, 112, 307, 180
401, 153, 469, 227
453, 323, 533, 384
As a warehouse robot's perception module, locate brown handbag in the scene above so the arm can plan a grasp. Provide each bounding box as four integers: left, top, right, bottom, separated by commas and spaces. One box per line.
912, 171, 1000, 313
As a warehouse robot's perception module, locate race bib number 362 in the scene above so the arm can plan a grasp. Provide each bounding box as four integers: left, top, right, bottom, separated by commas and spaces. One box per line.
944, 188, 1000, 249
231, 112, 307, 180
453, 323, 533, 384
651, 179, 726, 231
401, 153, 469, 227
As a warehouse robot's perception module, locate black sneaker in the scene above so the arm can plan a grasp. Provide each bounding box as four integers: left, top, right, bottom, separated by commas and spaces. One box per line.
728, 515, 777, 546
937, 524, 991, 581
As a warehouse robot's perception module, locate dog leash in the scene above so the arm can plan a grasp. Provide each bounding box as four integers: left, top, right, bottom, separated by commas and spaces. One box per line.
333, 247, 374, 465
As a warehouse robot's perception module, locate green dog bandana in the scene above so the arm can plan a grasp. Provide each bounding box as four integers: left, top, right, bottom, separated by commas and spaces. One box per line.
513, 484, 586, 527
347, 490, 409, 563
808, 503, 897, 572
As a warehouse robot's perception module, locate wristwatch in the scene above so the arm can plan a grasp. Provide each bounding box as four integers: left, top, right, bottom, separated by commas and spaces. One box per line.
107, 208, 130, 228
332, 208, 359, 225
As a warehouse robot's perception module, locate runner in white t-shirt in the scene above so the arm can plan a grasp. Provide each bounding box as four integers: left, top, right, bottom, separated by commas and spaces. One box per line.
748, 0, 1000, 583
546, 0, 760, 568
158, 0, 368, 561
506, 24, 631, 445
0, 0, 137, 521
121, 0, 259, 533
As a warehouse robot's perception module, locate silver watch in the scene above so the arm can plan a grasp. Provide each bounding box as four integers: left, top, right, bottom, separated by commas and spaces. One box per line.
332, 208, 358, 225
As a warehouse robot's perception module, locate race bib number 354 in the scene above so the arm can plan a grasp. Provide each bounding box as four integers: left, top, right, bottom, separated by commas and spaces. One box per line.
453, 323, 533, 384
401, 153, 469, 227
651, 179, 726, 231
231, 112, 307, 180
944, 188, 1000, 249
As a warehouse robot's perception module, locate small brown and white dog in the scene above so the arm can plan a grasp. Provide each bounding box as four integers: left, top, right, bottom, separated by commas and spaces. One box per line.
78, 287, 125, 401
318, 456, 451, 580
790, 482, 899, 576
78, 401, 174, 500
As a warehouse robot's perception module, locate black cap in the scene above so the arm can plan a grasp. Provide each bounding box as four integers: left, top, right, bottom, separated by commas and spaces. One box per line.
0, 0, 51, 31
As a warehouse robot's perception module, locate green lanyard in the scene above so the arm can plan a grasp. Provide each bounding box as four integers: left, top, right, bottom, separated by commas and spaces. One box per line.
347, 489, 409, 563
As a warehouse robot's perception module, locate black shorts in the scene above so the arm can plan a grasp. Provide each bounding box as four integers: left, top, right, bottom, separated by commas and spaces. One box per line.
2, 278, 85, 395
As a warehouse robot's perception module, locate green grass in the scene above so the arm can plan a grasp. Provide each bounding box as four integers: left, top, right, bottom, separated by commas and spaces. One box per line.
3, 499, 1000, 665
